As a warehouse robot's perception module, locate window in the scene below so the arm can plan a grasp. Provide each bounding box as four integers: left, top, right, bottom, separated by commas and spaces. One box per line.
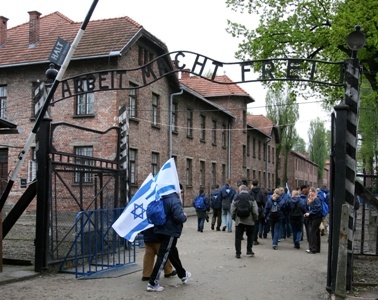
129, 83, 138, 118
247, 136, 250, 156
152, 152, 159, 176
243, 145, 246, 167
268, 145, 271, 163
76, 80, 94, 115
152, 93, 159, 126
186, 158, 192, 186
74, 146, 94, 183
243, 110, 246, 132
263, 143, 266, 161
222, 123, 227, 148
138, 46, 154, 66
172, 102, 178, 132
200, 160, 205, 187
211, 163, 216, 186
252, 138, 256, 158
211, 120, 217, 145
200, 115, 206, 141
186, 109, 193, 138
0, 85, 7, 118
258, 140, 261, 160
221, 164, 226, 185
28, 147, 37, 183
129, 149, 137, 184
272, 147, 275, 163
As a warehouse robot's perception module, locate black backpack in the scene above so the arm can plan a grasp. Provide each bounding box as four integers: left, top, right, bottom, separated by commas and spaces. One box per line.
269, 200, 281, 220
236, 197, 251, 218
290, 201, 302, 218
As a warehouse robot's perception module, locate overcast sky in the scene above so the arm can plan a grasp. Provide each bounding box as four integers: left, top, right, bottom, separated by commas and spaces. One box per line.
3, 0, 331, 144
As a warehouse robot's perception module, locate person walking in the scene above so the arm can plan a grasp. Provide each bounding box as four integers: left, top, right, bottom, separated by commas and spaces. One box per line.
192, 188, 210, 232
300, 185, 310, 241
249, 179, 266, 245
141, 227, 177, 281
147, 190, 191, 292
210, 184, 222, 231
231, 185, 258, 258
304, 186, 323, 254
220, 179, 236, 233
288, 190, 306, 249
264, 188, 287, 250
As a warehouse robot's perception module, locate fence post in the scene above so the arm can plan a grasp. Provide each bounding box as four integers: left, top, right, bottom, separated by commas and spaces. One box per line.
334, 204, 350, 299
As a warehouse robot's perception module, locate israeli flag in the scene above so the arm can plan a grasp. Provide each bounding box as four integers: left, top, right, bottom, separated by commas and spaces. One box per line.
285, 182, 291, 196
112, 158, 180, 242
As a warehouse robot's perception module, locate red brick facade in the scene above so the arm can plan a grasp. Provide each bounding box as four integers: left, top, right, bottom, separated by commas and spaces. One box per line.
0, 11, 317, 212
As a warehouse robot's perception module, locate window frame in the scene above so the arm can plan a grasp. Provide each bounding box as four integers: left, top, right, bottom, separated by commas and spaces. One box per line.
75, 80, 94, 116
74, 146, 94, 184
0, 85, 7, 118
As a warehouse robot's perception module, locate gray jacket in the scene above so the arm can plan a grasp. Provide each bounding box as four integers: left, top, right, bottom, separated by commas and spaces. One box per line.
231, 191, 258, 226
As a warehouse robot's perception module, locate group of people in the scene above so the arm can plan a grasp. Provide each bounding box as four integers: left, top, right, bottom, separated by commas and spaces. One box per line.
192, 180, 330, 258
139, 179, 330, 293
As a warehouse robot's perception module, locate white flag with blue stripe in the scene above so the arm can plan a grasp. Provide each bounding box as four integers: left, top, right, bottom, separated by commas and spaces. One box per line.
112, 158, 180, 242
285, 182, 291, 196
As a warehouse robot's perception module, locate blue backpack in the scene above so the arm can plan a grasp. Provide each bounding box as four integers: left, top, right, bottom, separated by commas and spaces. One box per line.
194, 195, 206, 210
318, 191, 329, 217
146, 199, 166, 225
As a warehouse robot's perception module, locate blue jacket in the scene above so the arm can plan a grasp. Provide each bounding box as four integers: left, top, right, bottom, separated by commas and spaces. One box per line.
264, 194, 287, 221
192, 193, 210, 212
154, 192, 187, 238
289, 196, 306, 219
306, 196, 323, 219
142, 227, 160, 243
210, 189, 222, 209
220, 184, 236, 201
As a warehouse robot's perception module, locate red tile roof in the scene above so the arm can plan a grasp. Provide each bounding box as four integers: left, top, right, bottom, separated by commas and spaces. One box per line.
247, 114, 274, 136
0, 12, 144, 67
179, 73, 253, 101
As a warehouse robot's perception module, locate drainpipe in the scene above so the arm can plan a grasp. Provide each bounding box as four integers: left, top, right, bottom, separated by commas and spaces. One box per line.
265, 137, 271, 188
169, 89, 183, 159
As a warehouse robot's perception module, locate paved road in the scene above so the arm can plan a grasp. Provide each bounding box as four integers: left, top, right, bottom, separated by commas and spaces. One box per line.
1, 214, 331, 300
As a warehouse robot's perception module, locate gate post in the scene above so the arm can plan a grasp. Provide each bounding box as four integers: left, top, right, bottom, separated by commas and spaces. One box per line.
35, 117, 52, 272
344, 26, 365, 290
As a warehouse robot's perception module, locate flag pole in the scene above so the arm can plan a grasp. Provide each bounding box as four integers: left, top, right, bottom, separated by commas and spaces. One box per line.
0, 0, 99, 211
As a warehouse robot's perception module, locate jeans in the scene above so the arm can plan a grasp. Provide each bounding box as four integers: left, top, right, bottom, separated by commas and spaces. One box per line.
259, 219, 269, 238
235, 223, 255, 255
270, 219, 282, 247
197, 217, 205, 231
222, 209, 233, 232
290, 217, 303, 247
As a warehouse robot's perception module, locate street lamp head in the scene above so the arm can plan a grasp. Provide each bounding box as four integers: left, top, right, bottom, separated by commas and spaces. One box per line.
346, 25, 366, 52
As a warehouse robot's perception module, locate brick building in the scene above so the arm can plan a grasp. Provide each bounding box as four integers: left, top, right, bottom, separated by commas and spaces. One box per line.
0, 11, 283, 211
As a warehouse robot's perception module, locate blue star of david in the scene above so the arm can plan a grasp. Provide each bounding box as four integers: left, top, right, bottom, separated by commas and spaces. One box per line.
131, 202, 146, 220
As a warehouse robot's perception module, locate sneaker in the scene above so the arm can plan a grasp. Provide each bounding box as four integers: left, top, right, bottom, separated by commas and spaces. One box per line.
181, 271, 191, 284
211, 224, 215, 230
222, 226, 226, 231
259, 233, 262, 239
306, 249, 311, 253
273, 246, 277, 250
254, 241, 260, 245
246, 251, 255, 257
164, 270, 177, 278
235, 254, 241, 259
147, 283, 164, 292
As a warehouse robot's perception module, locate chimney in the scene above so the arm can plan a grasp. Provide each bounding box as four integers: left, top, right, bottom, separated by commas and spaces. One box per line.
0, 16, 8, 46
181, 69, 191, 79
28, 11, 41, 46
